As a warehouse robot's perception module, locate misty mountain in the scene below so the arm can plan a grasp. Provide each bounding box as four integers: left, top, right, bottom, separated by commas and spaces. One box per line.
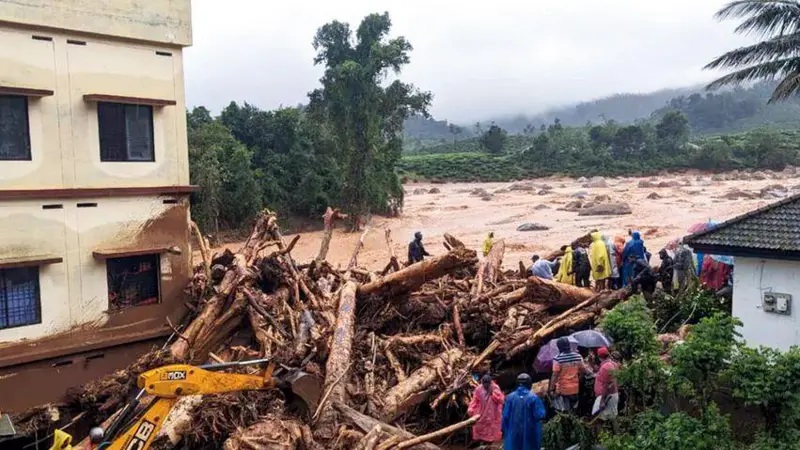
403, 81, 800, 145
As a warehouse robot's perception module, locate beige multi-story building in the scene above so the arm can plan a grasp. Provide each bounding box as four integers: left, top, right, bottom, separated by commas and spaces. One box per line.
0, 0, 194, 411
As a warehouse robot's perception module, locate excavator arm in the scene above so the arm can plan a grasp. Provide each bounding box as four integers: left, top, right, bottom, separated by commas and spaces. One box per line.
51, 359, 278, 450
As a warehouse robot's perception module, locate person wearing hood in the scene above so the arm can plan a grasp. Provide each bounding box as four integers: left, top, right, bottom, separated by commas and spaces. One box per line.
604, 235, 620, 289
658, 249, 674, 294
502, 373, 546, 450
408, 231, 430, 264
589, 231, 612, 291
573, 246, 591, 288
467, 373, 505, 445
622, 231, 647, 286
483, 232, 495, 257
673, 239, 695, 291
556, 245, 575, 285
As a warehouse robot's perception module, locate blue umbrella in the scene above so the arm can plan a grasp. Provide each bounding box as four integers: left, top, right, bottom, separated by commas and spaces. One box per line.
570, 329, 612, 348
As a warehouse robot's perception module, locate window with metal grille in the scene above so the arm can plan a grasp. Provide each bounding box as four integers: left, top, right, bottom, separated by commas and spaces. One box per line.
106, 254, 160, 310
0, 267, 42, 329
97, 102, 155, 162
0, 95, 32, 161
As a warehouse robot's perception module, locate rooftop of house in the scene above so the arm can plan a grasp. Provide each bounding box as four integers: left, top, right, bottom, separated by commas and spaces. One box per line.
685, 192, 800, 260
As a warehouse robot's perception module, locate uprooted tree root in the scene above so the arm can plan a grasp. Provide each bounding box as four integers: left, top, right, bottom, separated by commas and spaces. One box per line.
13, 210, 631, 450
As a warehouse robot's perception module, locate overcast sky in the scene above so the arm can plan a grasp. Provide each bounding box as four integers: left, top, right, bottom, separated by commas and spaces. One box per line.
184, 0, 756, 123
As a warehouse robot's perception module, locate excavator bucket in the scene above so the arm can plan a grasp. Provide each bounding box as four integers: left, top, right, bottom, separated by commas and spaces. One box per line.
281, 369, 322, 412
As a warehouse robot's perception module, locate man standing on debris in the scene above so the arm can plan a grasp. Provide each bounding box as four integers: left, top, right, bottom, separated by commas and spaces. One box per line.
622, 231, 647, 286
529, 255, 556, 280
483, 232, 495, 257
407, 231, 430, 264
502, 373, 546, 450
589, 231, 612, 291
573, 246, 591, 288
658, 249, 674, 294
549, 337, 592, 413
673, 239, 695, 291
468, 374, 504, 446
592, 347, 620, 431
630, 256, 657, 298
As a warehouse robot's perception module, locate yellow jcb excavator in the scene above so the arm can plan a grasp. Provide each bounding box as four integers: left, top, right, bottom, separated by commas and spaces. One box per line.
50, 358, 320, 450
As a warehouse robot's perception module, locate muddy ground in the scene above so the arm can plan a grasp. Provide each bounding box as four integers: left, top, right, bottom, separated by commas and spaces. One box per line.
205, 169, 800, 268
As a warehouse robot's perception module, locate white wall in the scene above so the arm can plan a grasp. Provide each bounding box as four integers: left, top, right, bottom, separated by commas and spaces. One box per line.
733, 257, 800, 351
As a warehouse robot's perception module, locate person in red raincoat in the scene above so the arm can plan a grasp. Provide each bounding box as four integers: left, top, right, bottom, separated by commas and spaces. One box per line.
467, 374, 505, 445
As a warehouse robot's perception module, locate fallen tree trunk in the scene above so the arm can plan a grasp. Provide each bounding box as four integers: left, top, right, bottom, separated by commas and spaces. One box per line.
394, 416, 479, 449
334, 402, 440, 450
506, 287, 632, 357
544, 232, 592, 261
525, 276, 593, 309
315, 281, 358, 438
382, 348, 464, 421
358, 247, 477, 299
316, 207, 346, 262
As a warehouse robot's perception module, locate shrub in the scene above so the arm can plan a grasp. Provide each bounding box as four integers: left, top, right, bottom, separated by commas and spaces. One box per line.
599, 296, 659, 360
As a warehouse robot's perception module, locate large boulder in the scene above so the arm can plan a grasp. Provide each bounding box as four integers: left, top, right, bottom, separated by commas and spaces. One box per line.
647, 192, 663, 200
481, 194, 494, 201
752, 171, 768, 180
538, 190, 551, 195
657, 180, 681, 188
508, 182, 536, 191
428, 187, 441, 194
471, 188, 491, 197
534, 204, 551, 210
572, 190, 590, 199
578, 202, 633, 216
516, 222, 550, 232
586, 176, 608, 188
560, 200, 584, 212
638, 180, 655, 188
594, 194, 612, 203
722, 188, 756, 200
412, 188, 427, 195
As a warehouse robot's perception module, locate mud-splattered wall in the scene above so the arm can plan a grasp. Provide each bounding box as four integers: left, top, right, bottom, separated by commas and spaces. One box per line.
0, 195, 191, 343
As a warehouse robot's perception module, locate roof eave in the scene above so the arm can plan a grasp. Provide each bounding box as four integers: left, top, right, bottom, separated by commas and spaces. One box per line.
687, 243, 800, 262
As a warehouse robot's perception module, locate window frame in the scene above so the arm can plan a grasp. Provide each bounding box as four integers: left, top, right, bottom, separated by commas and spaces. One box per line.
97, 102, 156, 163
105, 253, 161, 311
0, 94, 33, 161
0, 266, 42, 330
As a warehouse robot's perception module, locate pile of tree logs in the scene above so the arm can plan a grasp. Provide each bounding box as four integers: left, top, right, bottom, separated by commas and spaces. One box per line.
15, 208, 632, 450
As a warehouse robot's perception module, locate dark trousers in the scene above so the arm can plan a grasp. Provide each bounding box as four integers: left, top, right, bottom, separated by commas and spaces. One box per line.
576, 273, 590, 288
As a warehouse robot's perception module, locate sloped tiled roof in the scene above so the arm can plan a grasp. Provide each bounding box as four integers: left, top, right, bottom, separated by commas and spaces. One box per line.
685, 192, 800, 256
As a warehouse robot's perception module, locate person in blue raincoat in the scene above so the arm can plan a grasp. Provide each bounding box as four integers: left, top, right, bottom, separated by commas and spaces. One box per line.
502, 373, 547, 450
621, 231, 647, 286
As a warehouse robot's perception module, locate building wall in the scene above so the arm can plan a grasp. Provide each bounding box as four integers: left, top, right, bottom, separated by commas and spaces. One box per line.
0, 24, 190, 189
0, 0, 192, 46
733, 257, 800, 351
0, 195, 191, 343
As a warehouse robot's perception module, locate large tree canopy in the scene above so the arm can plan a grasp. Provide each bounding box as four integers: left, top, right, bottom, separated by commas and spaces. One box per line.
308, 12, 431, 227
706, 0, 800, 102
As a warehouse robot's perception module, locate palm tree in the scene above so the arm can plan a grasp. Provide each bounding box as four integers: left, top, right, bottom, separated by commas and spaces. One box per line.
705, 0, 800, 102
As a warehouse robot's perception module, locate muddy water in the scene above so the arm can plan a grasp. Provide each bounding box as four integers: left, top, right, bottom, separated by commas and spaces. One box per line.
208, 170, 800, 269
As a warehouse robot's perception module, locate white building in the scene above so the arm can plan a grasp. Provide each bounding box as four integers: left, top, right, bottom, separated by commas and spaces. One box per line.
686, 194, 800, 350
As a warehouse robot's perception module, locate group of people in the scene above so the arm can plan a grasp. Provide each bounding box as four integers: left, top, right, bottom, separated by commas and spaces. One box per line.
467, 338, 619, 449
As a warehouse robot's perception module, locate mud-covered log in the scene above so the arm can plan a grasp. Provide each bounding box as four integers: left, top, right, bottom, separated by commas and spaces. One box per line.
358, 247, 477, 299
382, 348, 464, 421
481, 239, 505, 285
395, 416, 479, 449
334, 402, 440, 450
525, 276, 593, 309
506, 287, 632, 356
315, 281, 358, 438
316, 207, 346, 262
355, 425, 384, 450
544, 232, 592, 261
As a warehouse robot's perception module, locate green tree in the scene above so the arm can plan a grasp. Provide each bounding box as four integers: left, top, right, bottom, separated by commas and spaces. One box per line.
309, 12, 431, 227
706, 0, 800, 102
448, 123, 463, 151
480, 124, 508, 155
655, 110, 690, 155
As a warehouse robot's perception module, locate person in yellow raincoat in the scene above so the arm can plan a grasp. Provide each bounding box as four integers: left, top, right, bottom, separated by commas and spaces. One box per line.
555, 245, 575, 285
589, 231, 611, 291
483, 232, 495, 257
